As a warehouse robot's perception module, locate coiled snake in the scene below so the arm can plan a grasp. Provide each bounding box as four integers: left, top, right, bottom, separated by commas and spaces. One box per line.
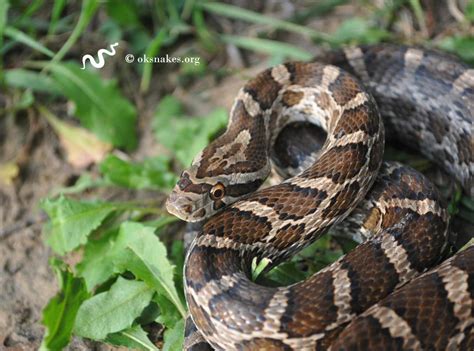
166, 44, 474, 350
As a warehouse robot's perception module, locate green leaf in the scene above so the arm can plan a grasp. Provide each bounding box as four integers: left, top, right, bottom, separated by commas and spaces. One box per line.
40, 259, 89, 351
154, 94, 183, 121
106, 325, 159, 351
264, 262, 308, 285
169, 239, 185, 291
461, 196, 474, 212
4, 26, 54, 57
76, 228, 119, 291
105, 0, 141, 27
48, 63, 137, 150
74, 277, 154, 340
140, 28, 167, 93
113, 222, 187, 318
251, 257, 272, 281
53, 173, 109, 196
163, 318, 184, 351
153, 96, 227, 166
48, 0, 67, 35
193, 8, 219, 53
220, 35, 313, 61
200, 2, 333, 43
49, 0, 99, 65
460, 238, 474, 252
154, 294, 182, 329
4, 69, 60, 94
467, 0, 474, 22
41, 196, 117, 255
0, 0, 9, 37
99, 154, 177, 190
331, 18, 390, 45
77, 217, 178, 291
438, 36, 474, 65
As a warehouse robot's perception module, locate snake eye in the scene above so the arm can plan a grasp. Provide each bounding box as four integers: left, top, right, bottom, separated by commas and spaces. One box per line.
210, 183, 225, 200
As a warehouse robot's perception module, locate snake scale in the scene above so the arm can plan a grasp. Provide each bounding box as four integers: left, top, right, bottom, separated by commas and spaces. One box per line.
166, 44, 474, 350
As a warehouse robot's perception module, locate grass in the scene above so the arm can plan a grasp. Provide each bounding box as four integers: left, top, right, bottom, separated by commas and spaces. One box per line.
1, 0, 473, 350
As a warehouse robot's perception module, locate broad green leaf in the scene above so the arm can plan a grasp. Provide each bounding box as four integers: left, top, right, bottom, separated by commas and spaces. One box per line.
331, 18, 390, 45
221, 35, 313, 60
41, 196, 117, 255
106, 325, 159, 351
163, 319, 184, 351
147, 215, 180, 233
105, 0, 141, 27
153, 96, 227, 166
48, 63, 137, 150
74, 277, 154, 340
77, 217, 178, 291
4, 26, 54, 57
4, 69, 60, 94
40, 259, 89, 351
153, 94, 183, 121
99, 154, 177, 190
169, 240, 185, 291
113, 222, 187, 318
76, 229, 119, 291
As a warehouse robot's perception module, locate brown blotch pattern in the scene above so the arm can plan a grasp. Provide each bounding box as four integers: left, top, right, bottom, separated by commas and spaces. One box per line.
303, 143, 369, 183
281, 270, 338, 337
238, 338, 292, 351
329, 71, 362, 106
284, 62, 325, 86
334, 101, 380, 138
249, 183, 328, 220
281, 90, 304, 107
363, 207, 381, 232
204, 207, 272, 245
243, 68, 282, 110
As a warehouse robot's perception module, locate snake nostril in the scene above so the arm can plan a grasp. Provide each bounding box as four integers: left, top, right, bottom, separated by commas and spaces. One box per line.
182, 204, 192, 214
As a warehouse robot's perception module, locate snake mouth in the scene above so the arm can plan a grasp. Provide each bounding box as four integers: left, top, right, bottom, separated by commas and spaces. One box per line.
166, 191, 207, 222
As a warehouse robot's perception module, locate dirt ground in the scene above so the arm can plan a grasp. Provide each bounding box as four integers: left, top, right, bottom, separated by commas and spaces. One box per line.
0, 1, 469, 350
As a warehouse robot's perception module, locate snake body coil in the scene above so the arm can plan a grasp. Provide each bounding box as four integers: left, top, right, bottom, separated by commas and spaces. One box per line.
166, 45, 474, 350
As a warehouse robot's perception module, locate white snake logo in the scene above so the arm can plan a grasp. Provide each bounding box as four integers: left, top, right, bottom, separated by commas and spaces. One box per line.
81, 42, 119, 70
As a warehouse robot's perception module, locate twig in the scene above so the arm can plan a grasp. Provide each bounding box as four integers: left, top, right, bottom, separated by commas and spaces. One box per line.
447, 0, 466, 23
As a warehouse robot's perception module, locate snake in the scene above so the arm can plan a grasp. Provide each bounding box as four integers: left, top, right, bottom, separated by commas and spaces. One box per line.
165, 44, 474, 350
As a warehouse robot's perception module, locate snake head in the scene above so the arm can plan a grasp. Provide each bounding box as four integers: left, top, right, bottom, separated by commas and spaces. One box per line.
166, 170, 225, 222
166, 147, 268, 222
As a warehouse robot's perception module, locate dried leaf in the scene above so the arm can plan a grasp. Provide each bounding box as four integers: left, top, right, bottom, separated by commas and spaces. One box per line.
40, 106, 112, 169
0, 162, 19, 186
